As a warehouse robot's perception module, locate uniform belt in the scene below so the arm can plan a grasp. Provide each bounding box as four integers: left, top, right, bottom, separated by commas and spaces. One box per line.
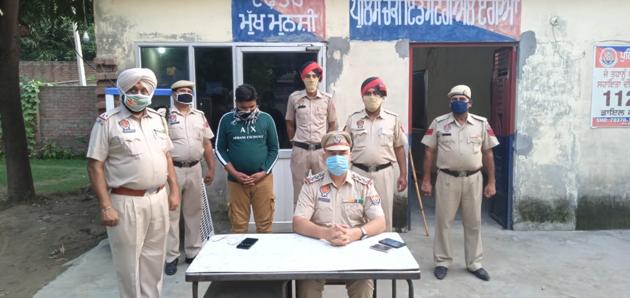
111, 185, 164, 197
353, 162, 392, 172
293, 141, 322, 151
173, 160, 200, 168
439, 168, 481, 177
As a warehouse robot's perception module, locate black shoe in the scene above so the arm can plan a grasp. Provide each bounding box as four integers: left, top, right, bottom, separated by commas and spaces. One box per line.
434, 266, 448, 280
185, 256, 196, 264
468, 268, 490, 281
164, 259, 178, 275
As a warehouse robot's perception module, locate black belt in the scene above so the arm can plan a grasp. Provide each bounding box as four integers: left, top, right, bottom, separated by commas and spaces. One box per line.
353, 163, 392, 172
173, 160, 200, 168
439, 168, 481, 177
293, 141, 322, 151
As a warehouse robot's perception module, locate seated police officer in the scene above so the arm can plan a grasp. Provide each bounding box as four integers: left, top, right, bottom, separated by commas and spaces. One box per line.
293, 131, 385, 298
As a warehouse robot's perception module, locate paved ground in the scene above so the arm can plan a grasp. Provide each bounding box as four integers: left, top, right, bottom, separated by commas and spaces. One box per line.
35, 199, 630, 297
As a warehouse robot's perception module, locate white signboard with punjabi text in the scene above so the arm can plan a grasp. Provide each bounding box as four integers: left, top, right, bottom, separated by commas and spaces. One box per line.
591, 45, 630, 128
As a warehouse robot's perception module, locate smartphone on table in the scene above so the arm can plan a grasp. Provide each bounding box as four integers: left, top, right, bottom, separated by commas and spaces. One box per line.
236, 237, 258, 249
370, 243, 392, 253
378, 238, 406, 248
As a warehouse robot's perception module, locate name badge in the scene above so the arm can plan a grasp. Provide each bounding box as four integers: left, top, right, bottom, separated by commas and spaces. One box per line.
297, 105, 307, 109
318, 197, 330, 203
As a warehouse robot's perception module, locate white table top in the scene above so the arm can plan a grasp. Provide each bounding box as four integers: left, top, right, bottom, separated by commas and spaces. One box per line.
186, 232, 420, 278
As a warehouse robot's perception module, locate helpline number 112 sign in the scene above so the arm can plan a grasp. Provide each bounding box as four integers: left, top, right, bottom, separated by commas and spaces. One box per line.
591, 45, 630, 128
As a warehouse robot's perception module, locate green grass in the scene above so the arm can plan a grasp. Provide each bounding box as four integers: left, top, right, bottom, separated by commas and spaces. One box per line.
0, 159, 89, 196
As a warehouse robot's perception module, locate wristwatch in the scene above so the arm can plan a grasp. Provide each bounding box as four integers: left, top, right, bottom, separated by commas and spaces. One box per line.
360, 226, 368, 240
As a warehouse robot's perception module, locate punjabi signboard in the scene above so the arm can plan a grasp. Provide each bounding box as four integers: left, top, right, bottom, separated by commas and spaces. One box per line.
591, 45, 630, 128
349, 0, 521, 42
232, 0, 326, 42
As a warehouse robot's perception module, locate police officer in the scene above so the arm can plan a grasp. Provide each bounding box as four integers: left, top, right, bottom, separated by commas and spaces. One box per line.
87, 68, 180, 298
293, 131, 385, 298
286, 61, 337, 204
162, 80, 215, 275
344, 77, 407, 232
420, 85, 499, 281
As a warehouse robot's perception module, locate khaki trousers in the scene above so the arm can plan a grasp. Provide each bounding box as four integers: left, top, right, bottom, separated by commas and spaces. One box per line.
297, 279, 373, 298
227, 174, 275, 233
433, 171, 484, 271
166, 164, 203, 263
291, 147, 325, 204
352, 165, 396, 232
107, 188, 169, 298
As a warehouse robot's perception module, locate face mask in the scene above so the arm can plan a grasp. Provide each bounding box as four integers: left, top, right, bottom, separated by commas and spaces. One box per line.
326, 155, 349, 176
175, 93, 193, 104
362, 95, 383, 112
450, 100, 469, 114
123, 92, 152, 112
235, 107, 257, 120
303, 78, 318, 93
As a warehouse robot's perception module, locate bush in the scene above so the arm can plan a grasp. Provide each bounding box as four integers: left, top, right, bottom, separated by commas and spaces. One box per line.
33, 142, 75, 159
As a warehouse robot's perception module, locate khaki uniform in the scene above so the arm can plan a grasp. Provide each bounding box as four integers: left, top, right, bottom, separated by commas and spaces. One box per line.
344, 109, 407, 232
421, 112, 499, 271
286, 89, 336, 204
163, 106, 214, 263
87, 105, 173, 298
294, 170, 384, 298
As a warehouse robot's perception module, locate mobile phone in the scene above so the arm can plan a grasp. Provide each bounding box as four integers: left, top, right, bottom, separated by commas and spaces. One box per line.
236, 237, 258, 249
378, 238, 406, 248
370, 243, 392, 253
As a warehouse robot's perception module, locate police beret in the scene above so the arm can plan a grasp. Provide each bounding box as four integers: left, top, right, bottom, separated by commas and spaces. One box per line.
171, 80, 195, 90
447, 85, 471, 99
321, 131, 352, 151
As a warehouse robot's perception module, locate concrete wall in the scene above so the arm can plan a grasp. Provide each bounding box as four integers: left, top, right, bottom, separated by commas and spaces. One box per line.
38, 86, 98, 154
514, 0, 630, 230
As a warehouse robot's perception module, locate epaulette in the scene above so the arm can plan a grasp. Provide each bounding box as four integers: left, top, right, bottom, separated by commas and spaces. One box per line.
289, 90, 305, 98
95, 108, 119, 124
470, 114, 488, 122
320, 90, 333, 98
349, 109, 364, 117
351, 172, 372, 186
382, 109, 399, 117
304, 171, 325, 184
191, 108, 205, 115
156, 108, 167, 117
146, 107, 160, 115
435, 113, 451, 122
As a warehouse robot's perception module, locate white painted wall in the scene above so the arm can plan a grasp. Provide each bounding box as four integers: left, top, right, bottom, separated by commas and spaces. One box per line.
514, 0, 630, 230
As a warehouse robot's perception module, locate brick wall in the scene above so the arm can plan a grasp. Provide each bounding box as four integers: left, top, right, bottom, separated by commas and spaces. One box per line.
38, 86, 98, 153
20, 61, 97, 84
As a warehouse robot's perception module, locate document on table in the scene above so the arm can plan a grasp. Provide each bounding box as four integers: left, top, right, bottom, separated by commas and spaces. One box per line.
187, 232, 419, 274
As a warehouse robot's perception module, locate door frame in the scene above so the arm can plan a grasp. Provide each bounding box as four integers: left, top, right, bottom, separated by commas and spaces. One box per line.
408, 42, 518, 229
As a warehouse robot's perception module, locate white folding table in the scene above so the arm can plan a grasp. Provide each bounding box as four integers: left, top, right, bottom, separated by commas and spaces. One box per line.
186, 232, 421, 297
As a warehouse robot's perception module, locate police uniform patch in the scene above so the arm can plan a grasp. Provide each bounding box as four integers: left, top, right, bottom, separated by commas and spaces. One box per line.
304, 172, 325, 184
332, 134, 343, 144
367, 194, 381, 206
320, 184, 331, 197
168, 114, 179, 125
356, 119, 364, 129
119, 119, 136, 133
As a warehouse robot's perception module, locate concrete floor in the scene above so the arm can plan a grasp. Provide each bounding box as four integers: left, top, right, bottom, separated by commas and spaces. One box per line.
35, 200, 630, 298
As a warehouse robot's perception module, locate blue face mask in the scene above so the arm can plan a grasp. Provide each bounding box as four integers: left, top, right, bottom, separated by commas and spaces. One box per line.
450, 100, 469, 114
326, 155, 349, 176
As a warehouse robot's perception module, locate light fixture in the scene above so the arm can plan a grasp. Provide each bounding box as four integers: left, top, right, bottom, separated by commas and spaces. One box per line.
157, 47, 166, 54
82, 31, 90, 42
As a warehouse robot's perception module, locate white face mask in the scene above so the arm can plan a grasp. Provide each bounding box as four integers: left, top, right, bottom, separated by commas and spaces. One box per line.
123, 92, 152, 112
362, 95, 383, 112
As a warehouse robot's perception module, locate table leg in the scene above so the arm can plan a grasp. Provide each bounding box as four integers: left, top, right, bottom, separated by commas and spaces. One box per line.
406, 279, 414, 298
392, 280, 396, 297
373, 279, 377, 298
192, 281, 198, 298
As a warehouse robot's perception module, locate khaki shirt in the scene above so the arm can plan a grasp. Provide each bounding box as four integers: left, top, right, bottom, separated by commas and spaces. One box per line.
86, 106, 173, 190
285, 89, 336, 144
421, 113, 499, 171
294, 170, 384, 228
344, 109, 407, 165
165, 106, 214, 162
